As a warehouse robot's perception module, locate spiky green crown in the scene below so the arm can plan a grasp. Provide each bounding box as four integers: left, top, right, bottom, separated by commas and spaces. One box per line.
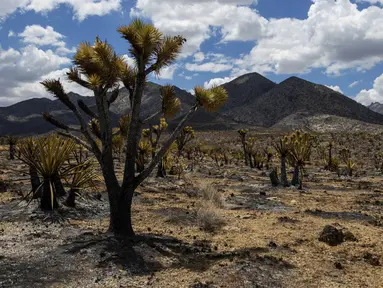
194, 86, 228, 112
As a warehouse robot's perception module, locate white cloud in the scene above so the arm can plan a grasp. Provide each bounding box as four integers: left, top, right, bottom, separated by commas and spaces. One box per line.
157, 64, 178, 80
131, 0, 266, 56
356, 73, 383, 105
349, 81, 360, 88
8, 30, 15, 37
236, 1, 383, 75
0, 44, 73, 106
204, 76, 234, 88
122, 54, 136, 68
193, 52, 205, 62
325, 85, 344, 94
132, 0, 383, 76
0, 0, 122, 21
19, 25, 65, 47
185, 62, 232, 73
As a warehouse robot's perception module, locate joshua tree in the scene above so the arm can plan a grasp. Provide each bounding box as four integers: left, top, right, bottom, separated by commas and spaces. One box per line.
40, 19, 228, 236
273, 136, 290, 187
264, 147, 273, 170
287, 131, 313, 190
136, 129, 152, 173
237, 129, 249, 165
7, 135, 18, 160
176, 126, 195, 156
339, 148, 355, 177
145, 117, 169, 177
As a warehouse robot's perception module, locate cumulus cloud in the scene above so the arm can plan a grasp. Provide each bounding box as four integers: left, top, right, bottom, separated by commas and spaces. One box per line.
185, 62, 232, 73
0, 0, 121, 21
356, 73, 383, 105
0, 41, 79, 106
133, 0, 383, 76
131, 0, 266, 56
237, 0, 383, 75
157, 64, 178, 80
204, 76, 234, 88
19, 25, 65, 47
325, 85, 344, 94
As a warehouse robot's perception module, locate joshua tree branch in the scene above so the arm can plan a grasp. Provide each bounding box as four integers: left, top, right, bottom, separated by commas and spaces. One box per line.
142, 110, 162, 124
57, 130, 92, 151
108, 87, 120, 107
78, 100, 98, 119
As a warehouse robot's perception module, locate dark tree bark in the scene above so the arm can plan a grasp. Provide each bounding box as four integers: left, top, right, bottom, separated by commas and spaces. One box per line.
269, 168, 280, 187
40, 179, 59, 211
53, 174, 66, 197
291, 166, 300, 186
108, 183, 134, 237
248, 153, 254, 168
9, 144, 15, 160
30, 166, 42, 199
157, 160, 166, 178
242, 141, 248, 166
280, 156, 290, 187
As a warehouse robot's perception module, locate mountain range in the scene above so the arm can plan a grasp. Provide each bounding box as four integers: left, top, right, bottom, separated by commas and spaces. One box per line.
368, 102, 383, 115
2, 72, 383, 135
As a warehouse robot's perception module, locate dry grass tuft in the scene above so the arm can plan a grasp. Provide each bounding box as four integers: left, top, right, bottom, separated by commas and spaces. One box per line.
196, 202, 225, 233
199, 183, 223, 208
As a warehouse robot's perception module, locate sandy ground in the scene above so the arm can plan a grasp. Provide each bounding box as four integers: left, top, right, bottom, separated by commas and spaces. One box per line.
0, 148, 383, 287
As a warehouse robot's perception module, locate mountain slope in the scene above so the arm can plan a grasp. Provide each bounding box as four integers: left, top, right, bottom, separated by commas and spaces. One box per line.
368, 102, 383, 115
230, 76, 383, 127
2, 75, 383, 135
219, 72, 276, 112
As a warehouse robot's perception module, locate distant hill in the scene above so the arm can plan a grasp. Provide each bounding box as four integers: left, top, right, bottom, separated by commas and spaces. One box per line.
229, 76, 383, 127
1, 74, 383, 135
368, 102, 383, 115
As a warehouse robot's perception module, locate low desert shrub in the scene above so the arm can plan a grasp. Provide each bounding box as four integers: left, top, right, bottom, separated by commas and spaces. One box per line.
196, 202, 225, 233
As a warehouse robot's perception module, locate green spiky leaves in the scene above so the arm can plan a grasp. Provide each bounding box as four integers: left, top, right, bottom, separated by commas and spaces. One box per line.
161, 85, 181, 118
194, 85, 228, 112
73, 37, 125, 90
117, 19, 185, 71
41, 79, 76, 111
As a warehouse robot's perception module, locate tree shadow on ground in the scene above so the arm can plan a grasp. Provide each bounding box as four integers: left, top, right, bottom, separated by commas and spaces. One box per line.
0, 251, 81, 288
305, 209, 375, 222
61, 232, 294, 277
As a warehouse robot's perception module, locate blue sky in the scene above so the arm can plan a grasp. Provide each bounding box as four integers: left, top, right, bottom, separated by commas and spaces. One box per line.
0, 0, 383, 106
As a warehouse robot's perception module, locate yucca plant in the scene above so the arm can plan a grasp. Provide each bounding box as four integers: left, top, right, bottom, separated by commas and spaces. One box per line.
237, 129, 249, 166
273, 136, 290, 187
65, 159, 99, 207
17, 135, 76, 210
287, 131, 313, 190
40, 19, 228, 236
16, 138, 42, 198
